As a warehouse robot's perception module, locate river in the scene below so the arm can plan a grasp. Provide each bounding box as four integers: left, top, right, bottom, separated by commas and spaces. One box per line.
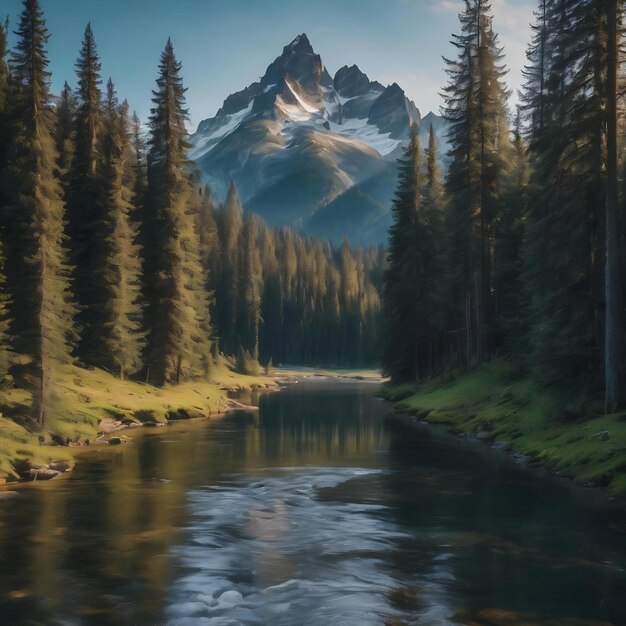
1, 379, 626, 625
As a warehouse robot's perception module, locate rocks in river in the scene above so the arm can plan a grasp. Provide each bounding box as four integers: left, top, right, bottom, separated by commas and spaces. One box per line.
166, 590, 243, 623
475, 431, 492, 442
108, 437, 122, 446
49, 460, 71, 472
511, 452, 529, 466
216, 590, 243, 607
491, 440, 511, 453
20, 467, 60, 481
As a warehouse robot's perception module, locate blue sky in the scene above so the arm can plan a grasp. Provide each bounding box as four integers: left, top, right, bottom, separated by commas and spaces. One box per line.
3, 0, 535, 130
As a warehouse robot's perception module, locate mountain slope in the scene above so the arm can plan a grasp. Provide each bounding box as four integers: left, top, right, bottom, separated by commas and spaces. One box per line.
190, 33, 447, 244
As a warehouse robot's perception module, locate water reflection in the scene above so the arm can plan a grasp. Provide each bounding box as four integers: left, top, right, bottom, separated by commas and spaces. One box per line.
0, 381, 624, 625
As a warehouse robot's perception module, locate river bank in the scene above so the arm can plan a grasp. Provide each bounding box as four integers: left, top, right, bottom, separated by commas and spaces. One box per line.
2, 378, 625, 625
0, 358, 277, 485
0, 364, 383, 486
381, 358, 626, 501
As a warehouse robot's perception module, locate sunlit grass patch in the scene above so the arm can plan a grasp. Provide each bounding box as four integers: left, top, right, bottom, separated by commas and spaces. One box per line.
0, 357, 276, 482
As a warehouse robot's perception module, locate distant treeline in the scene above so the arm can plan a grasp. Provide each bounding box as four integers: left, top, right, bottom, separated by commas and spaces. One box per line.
383, 0, 626, 414
0, 1, 382, 427
208, 186, 382, 369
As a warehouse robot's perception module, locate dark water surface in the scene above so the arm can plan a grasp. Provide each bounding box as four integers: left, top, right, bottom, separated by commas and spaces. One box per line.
1, 380, 626, 625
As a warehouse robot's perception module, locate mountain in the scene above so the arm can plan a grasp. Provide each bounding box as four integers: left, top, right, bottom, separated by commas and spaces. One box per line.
190, 34, 447, 245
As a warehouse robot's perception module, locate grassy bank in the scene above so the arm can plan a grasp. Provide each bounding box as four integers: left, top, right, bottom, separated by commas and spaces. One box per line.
0, 358, 275, 483
274, 366, 385, 382
382, 359, 626, 497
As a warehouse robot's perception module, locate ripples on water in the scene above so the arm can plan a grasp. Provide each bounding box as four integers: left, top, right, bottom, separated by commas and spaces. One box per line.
168, 467, 454, 625
1, 381, 626, 625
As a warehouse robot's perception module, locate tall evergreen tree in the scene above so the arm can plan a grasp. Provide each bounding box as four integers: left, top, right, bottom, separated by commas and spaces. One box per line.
495, 110, 528, 351
144, 39, 211, 385
521, 0, 608, 399
98, 79, 145, 379
0, 19, 7, 106
382, 124, 446, 381
442, 0, 510, 367
258, 224, 282, 366
382, 127, 423, 381
419, 125, 446, 373
238, 214, 262, 361
67, 23, 104, 364
0, 20, 12, 183
217, 182, 243, 355
54, 81, 76, 178
196, 183, 220, 356
604, 0, 623, 411
130, 110, 146, 220
4, 0, 76, 426
0, 22, 12, 382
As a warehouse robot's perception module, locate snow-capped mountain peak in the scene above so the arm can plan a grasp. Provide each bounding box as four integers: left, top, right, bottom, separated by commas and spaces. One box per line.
190, 34, 447, 245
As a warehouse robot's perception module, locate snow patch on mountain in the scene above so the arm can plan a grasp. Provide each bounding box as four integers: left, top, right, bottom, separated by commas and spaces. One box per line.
285, 77, 320, 114
328, 117, 401, 156
189, 33, 448, 244
190, 101, 254, 159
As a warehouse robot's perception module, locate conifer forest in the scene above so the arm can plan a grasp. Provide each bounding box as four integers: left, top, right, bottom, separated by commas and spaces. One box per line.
0, 2, 382, 431
3, 1, 626, 625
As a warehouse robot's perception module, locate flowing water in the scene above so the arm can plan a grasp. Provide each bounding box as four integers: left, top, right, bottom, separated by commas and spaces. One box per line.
1, 380, 626, 625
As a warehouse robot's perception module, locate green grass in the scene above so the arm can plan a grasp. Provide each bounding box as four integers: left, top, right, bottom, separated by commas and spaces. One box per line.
274, 366, 384, 381
0, 357, 276, 483
382, 359, 626, 497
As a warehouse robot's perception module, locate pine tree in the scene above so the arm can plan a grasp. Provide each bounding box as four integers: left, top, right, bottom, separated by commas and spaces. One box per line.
130, 111, 146, 220
604, 0, 623, 411
196, 184, 220, 294
188, 181, 216, 374
0, 19, 7, 104
99, 79, 145, 379
495, 110, 527, 351
0, 243, 12, 385
420, 124, 446, 374
217, 182, 243, 355
442, 0, 511, 368
4, 0, 76, 426
144, 39, 211, 385
521, 0, 608, 400
258, 224, 282, 366
0, 20, 11, 181
195, 183, 220, 359
382, 127, 423, 381
238, 214, 262, 361
67, 23, 104, 364
0, 22, 12, 382
54, 81, 76, 178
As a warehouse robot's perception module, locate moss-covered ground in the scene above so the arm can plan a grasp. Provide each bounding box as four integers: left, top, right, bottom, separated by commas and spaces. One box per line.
0, 357, 275, 482
381, 359, 626, 497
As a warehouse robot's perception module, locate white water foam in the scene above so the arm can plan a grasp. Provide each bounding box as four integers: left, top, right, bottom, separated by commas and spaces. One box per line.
165, 467, 457, 625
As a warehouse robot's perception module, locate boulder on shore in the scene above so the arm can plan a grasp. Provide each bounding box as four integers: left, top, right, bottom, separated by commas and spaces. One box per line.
20, 467, 60, 481
49, 460, 71, 472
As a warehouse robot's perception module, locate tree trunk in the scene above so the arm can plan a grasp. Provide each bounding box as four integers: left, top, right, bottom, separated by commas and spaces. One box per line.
605, 0, 623, 412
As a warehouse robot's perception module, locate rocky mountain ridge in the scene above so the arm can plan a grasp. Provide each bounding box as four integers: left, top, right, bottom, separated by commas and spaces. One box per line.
190, 33, 447, 245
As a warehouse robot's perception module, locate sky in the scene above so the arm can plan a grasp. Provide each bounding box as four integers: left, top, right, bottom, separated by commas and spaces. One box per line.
4, 0, 536, 130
